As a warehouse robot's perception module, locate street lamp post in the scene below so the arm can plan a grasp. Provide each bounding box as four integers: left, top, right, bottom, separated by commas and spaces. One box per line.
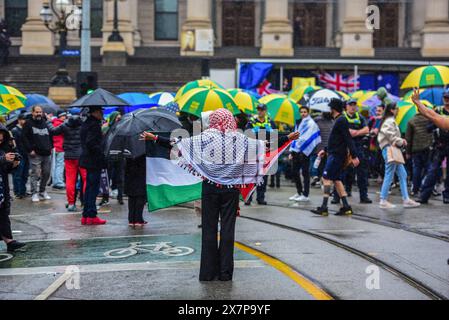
40, 0, 82, 86
108, 0, 123, 42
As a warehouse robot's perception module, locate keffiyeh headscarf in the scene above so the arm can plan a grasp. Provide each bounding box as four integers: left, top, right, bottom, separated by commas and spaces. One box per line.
176, 109, 266, 186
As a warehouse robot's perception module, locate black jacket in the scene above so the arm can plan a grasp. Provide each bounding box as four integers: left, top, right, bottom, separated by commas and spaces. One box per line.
11, 125, 26, 155
0, 124, 16, 210
79, 116, 107, 170
48, 116, 83, 160
124, 156, 146, 197
327, 114, 358, 158
22, 117, 53, 156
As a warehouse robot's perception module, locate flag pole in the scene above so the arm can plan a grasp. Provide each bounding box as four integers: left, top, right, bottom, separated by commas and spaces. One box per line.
353, 65, 358, 93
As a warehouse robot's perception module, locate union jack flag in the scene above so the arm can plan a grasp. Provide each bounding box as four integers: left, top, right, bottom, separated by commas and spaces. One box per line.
318, 72, 360, 93
257, 79, 280, 96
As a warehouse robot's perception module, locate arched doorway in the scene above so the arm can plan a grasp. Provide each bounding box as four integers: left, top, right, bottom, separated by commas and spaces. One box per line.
4, 0, 27, 37
370, 1, 399, 47
293, 1, 327, 47
222, 0, 255, 46
91, 0, 104, 38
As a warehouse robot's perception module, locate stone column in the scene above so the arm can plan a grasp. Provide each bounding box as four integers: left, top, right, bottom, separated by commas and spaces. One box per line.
409, 0, 426, 48
421, 0, 449, 57
180, 0, 213, 56
101, 0, 135, 57
340, 0, 374, 57
20, 0, 54, 55
260, 0, 293, 57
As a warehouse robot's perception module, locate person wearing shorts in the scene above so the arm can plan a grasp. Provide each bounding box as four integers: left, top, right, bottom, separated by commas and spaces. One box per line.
312, 98, 360, 217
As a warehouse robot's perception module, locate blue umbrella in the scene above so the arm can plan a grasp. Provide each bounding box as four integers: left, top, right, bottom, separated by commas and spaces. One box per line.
419, 88, 446, 106
25, 94, 58, 109
118, 92, 158, 113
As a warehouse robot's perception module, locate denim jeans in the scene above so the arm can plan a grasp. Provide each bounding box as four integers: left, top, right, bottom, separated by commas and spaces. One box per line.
411, 150, 430, 194
419, 148, 449, 201
13, 154, 29, 196
380, 147, 410, 201
52, 151, 65, 187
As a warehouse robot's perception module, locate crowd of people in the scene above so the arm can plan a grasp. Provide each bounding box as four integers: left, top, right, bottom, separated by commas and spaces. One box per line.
0, 89, 448, 281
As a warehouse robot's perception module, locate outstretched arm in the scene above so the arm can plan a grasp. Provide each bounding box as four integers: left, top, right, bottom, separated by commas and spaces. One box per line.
411, 89, 449, 130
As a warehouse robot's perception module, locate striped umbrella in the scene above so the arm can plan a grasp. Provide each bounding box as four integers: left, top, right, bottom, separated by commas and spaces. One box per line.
259, 94, 300, 126
401, 65, 449, 89
175, 79, 224, 101
288, 85, 322, 103
301, 89, 349, 112
148, 92, 175, 106
177, 87, 240, 117
396, 100, 434, 134
228, 89, 259, 114
0, 84, 27, 111
0, 102, 11, 115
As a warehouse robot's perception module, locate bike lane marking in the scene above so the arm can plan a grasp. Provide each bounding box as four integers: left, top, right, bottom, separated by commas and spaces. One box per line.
234, 241, 334, 301
0, 233, 257, 269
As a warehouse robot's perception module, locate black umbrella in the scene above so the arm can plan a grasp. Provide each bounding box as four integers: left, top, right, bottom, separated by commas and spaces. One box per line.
39, 103, 62, 115
104, 108, 181, 159
69, 88, 129, 108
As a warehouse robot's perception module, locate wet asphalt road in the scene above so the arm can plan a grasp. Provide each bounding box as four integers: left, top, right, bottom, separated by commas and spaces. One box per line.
0, 181, 448, 300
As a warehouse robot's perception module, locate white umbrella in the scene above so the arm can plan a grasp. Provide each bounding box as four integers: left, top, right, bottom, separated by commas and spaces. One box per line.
305, 89, 348, 112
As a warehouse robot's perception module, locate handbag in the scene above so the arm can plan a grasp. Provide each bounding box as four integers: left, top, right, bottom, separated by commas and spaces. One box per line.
386, 145, 405, 164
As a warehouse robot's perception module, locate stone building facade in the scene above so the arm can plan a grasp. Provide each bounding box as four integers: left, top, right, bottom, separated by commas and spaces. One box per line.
1, 0, 448, 58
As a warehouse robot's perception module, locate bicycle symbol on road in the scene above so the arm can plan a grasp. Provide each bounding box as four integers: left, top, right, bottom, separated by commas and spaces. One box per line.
0, 253, 13, 263
104, 241, 195, 259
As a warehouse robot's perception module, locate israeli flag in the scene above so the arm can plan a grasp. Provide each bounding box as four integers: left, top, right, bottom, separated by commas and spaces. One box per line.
290, 116, 321, 157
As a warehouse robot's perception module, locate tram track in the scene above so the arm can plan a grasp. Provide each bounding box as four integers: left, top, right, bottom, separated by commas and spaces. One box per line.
239, 214, 448, 300
265, 202, 449, 243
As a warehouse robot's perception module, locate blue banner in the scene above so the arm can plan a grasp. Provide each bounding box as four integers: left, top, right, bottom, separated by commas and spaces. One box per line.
239, 63, 273, 90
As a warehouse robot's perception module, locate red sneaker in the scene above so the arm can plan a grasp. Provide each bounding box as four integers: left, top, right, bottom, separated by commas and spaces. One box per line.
81, 217, 88, 225
86, 217, 107, 225
134, 221, 148, 228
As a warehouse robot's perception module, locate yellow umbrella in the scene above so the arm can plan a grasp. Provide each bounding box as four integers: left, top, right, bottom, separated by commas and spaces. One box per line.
401, 65, 449, 89
288, 85, 322, 103
0, 84, 27, 111
396, 100, 433, 134
177, 87, 240, 117
227, 89, 258, 114
259, 94, 300, 126
175, 79, 223, 101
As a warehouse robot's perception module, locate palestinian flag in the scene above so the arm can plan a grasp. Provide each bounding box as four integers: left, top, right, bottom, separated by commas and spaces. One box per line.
146, 138, 202, 212
239, 139, 292, 202
146, 135, 292, 211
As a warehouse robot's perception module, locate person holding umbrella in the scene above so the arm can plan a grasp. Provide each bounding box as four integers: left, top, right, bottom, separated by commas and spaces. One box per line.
141, 108, 299, 282
79, 106, 107, 225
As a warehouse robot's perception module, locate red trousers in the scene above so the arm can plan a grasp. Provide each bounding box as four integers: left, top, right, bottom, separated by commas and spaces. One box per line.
65, 159, 87, 205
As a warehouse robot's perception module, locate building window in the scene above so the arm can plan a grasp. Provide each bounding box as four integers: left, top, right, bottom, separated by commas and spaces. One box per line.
155, 0, 178, 40
91, 0, 103, 38
4, 0, 28, 37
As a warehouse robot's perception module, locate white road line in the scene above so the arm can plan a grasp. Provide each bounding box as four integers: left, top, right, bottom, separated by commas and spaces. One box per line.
21, 232, 186, 243
0, 260, 265, 277
34, 269, 75, 300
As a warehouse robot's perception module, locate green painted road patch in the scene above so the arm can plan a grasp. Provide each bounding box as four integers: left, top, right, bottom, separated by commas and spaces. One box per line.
0, 233, 256, 269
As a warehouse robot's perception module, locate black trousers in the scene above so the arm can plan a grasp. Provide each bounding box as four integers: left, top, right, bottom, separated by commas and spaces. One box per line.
0, 207, 12, 240
200, 183, 239, 281
291, 152, 311, 197
128, 196, 146, 223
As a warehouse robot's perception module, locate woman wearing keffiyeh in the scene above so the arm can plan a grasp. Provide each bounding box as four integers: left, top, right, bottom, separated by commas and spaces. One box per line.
141, 109, 299, 281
